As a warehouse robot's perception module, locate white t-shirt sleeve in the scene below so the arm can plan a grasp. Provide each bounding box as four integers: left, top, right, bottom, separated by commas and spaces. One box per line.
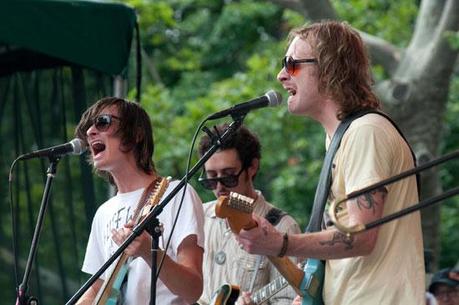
161, 181, 205, 256
81, 208, 106, 277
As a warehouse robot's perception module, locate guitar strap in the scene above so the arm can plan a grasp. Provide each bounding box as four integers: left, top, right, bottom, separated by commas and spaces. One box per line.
305, 109, 419, 233
265, 207, 287, 226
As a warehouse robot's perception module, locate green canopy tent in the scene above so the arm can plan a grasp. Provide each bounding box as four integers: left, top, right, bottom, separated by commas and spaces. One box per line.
0, 0, 138, 76
0, 1, 140, 303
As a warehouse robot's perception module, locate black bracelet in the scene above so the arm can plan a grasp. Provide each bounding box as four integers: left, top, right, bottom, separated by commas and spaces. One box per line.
277, 232, 289, 257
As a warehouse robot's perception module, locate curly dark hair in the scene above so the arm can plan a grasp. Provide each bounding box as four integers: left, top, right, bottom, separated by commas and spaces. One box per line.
75, 97, 155, 183
289, 20, 380, 119
198, 124, 261, 174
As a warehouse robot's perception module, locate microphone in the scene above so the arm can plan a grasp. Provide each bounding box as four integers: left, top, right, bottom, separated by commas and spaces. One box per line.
18, 138, 87, 160
208, 90, 282, 120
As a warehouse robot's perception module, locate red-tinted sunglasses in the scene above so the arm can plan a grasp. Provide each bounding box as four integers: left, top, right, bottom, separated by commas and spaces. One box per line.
282, 56, 317, 75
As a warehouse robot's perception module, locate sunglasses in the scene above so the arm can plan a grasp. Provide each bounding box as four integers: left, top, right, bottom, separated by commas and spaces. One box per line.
198, 167, 245, 190
282, 56, 317, 75
93, 114, 121, 132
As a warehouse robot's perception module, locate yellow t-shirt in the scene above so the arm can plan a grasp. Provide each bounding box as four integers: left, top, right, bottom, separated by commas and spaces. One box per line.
324, 113, 425, 304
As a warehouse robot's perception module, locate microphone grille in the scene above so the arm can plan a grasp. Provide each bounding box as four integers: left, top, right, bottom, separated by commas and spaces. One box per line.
265, 90, 283, 107
70, 138, 87, 155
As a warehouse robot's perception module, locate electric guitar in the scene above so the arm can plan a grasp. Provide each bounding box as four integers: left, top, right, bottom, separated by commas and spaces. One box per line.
215, 192, 324, 305
93, 177, 170, 305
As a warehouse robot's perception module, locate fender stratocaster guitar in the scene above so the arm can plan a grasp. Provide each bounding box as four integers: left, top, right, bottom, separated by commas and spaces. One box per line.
93, 177, 170, 305
214, 192, 324, 305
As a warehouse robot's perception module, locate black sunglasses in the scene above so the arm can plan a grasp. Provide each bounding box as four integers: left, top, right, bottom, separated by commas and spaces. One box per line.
282, 56, 317, 75
198, 167, 245, 190
93, 114, 121, 132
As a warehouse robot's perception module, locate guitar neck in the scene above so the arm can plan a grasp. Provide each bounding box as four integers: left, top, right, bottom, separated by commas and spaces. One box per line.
267, 256, 304, 297
252, 274, 289, 304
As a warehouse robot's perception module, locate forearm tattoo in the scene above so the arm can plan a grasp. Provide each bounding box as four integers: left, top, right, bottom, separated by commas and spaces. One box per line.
319, 232, 354, 250
356, 187, 387, 214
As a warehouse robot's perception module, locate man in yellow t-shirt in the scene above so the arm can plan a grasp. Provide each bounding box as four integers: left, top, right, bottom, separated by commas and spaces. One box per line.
235, 21, 425, 304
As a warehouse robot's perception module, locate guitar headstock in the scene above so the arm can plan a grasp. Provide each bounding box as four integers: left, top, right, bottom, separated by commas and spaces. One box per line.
141, 177, 171, 217
215, 192, 257, 234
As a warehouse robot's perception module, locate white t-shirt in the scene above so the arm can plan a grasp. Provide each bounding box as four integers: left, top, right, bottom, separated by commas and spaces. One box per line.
324, 114, 425, 305
82, 180, 205, 305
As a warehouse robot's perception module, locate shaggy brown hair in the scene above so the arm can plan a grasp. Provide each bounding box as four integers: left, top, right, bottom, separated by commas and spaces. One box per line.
289, 20, 380, 119
198, 124, 261, 177
75, 97, 155, 184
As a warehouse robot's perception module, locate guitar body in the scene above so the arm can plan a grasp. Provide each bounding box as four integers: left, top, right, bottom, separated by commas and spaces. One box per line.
300, 259, 324, 305
104, 262, 129, 305
209, 284, 240, 305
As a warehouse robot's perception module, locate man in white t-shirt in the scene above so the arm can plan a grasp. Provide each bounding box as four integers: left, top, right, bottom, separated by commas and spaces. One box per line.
235, 21, 425, 304
74, 97, 204, 305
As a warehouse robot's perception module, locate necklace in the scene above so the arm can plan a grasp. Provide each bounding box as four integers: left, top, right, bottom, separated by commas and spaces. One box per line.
214, 223, 232, 265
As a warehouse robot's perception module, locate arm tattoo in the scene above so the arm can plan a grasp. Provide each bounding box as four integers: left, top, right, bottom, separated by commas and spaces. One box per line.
319, 232, 354, 250
356, 187, 387, 214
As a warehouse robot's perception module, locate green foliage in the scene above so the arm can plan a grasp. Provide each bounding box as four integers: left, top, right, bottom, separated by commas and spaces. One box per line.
332, 0, 418, 46
445, 31, 459, 50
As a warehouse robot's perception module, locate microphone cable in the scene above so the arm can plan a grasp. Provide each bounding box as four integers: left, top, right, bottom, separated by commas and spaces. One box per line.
155, 116, 210, 277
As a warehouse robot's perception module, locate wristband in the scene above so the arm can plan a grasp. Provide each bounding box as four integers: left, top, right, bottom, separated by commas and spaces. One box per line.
277, 233, 289, 257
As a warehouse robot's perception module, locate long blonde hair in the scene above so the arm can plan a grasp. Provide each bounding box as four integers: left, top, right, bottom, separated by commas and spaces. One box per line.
289, 21, 380, 119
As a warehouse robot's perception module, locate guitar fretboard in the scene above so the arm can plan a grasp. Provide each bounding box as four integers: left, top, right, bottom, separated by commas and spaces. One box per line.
252, 275, 289, 304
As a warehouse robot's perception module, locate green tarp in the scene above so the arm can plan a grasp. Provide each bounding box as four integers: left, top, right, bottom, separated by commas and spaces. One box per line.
0, 0, 137, 76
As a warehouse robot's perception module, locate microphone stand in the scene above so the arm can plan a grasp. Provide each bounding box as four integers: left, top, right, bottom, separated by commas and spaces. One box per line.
66, 116, 246, 305
15, 156, 61, 305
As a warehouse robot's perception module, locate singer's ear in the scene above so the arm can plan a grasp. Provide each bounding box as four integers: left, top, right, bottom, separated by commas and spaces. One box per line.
247, 158, 260, 181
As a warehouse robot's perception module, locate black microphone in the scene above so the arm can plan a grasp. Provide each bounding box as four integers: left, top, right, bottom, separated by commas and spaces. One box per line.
18, 138, 87, 160
207, 90, 282, 120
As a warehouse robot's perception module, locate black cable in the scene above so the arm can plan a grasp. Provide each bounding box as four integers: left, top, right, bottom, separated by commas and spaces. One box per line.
155, 117, 209, 277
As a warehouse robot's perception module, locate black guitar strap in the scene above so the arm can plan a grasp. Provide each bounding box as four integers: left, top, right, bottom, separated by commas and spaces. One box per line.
265, 207, 287, 226
305, 109, 419, 233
